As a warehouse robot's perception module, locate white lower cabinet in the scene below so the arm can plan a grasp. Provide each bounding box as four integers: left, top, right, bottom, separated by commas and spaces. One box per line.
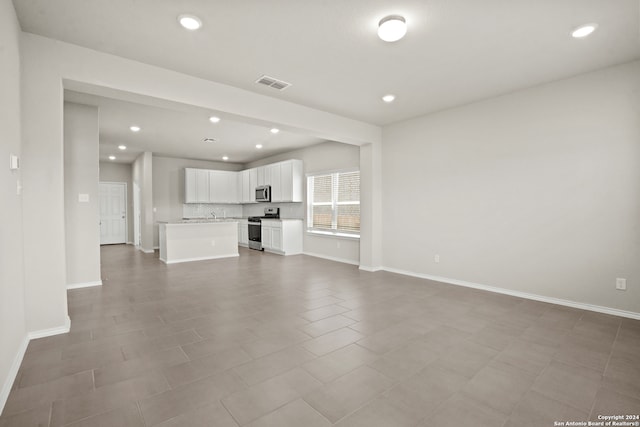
237, 220, 248, 246
261, 219, 302, 255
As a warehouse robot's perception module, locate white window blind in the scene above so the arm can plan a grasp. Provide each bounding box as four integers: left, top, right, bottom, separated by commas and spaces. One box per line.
307, 170, 360, 237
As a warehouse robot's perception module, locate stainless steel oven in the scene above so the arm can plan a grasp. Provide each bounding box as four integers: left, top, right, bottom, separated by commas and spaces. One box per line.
247, 208, 280, 251
248, 218, 262, 250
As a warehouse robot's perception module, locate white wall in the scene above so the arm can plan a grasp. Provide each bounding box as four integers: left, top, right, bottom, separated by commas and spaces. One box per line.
20, 33, 70, 334
0, 0, 28, 412
245, 141, 361, 265
64, 102, 101, 287
99, 161, 134, 243
382, 61, 640, 315
132, 152, 154, 252
152, 155, 242, 247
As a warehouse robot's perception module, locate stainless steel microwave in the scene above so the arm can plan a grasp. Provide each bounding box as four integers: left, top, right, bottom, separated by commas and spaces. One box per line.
255, 185, 271, 202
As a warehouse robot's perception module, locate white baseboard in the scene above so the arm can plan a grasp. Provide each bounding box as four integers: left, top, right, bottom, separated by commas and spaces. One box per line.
303, 251, 359, 266
153, 246, 159, 250
67, 280, 102, 290
138, 247, 155, 254
359, 265, 382, 272
161, 253, 239, 264
126, 241, 134, 245
0, 335, 29, 416
1, 315, 72, 414
381, 267, 640, 320
28, 315, 71, 340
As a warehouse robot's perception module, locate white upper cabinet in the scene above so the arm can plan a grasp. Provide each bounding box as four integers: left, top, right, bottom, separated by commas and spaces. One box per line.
269, 160, 302, 203
185, 168, 239, 204
185, 168, 211, 203
280, 160, 303, 202
209, 170, 239, 204
257, 166, 266, 187
195, 169, 210, 202
269, 164, 282, 202
184, 160, 301, 204
241, 168, 257, 203
185, 168, 198, 203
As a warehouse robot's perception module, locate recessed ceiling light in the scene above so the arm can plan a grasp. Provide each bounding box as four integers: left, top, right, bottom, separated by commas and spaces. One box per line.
378, 15, 407, 42
178, 14, 202, 31
222, 156, 229, 161
382, 94, 396, 103
118, 145, 127, 150
571, 23, 598, 38
130, 125, 141, 132
256, 144, 263, 149
209, 116, 221, 123
270, 128, 280, 134
108, 155, 116, 160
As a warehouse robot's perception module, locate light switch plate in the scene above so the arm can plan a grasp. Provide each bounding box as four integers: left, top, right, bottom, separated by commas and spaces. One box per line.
78, 193, 90, 203
9, 154, 19, 170
616, 278, 627, 291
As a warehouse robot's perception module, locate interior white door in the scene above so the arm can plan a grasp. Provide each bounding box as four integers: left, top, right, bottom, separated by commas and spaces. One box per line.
99, 182, 127, 245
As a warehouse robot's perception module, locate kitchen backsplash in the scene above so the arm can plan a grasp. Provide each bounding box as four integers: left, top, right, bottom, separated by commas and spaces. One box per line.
182, 202, 303, 219
182, 204, 243, 219
242, 203, 304, 219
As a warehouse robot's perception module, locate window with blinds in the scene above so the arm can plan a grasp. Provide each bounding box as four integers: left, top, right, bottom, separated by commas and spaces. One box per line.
307, 170, 360, 237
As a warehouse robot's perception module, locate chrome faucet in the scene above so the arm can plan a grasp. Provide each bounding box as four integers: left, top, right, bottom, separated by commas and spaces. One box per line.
210, 211, 217, 219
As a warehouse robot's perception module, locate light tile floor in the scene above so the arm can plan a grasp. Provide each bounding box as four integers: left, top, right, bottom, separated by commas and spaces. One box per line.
1, 245, 639, 426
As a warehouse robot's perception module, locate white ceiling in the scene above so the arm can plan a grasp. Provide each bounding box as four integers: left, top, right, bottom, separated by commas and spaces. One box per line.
64, 91, 325, 164
14, 0, 640, 126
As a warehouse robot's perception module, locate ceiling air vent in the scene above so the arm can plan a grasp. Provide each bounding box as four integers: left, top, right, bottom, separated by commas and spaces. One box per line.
203, 138, 217, 143
255, 75, 292, 91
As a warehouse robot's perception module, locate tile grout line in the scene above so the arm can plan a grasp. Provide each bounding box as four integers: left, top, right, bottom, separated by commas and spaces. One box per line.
588, 320, 622, 420
135, 401, 148, 427
47, 401, 53, 427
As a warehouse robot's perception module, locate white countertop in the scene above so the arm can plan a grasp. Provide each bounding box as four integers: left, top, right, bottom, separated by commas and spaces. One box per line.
158, 219, 240, 225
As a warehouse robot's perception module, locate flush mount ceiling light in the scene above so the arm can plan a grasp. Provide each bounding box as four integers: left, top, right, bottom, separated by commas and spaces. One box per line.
118, 145, 127, 150
130, 125, 141, 132
256, 144, 263, 149
209, 116, 221, 123
222, 156, 229, 161
378, 15, 407, 42
178, 14, 202, 31
571, 23, 598, 38
382, 94, 396, 103
108, 155, 116, 160
270, 128, 280, 134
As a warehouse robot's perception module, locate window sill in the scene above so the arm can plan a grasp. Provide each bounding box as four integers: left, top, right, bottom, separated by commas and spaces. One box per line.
306, 229, 360, 240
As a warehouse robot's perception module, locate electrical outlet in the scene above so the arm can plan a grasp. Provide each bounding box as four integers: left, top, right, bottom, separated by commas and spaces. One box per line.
434, 254, 440, 263
337, 241, 341, 249
616, 278, 626, 291
211, 240, 216, 247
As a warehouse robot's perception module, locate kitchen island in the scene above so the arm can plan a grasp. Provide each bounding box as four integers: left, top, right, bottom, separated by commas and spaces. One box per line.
158, 220, 239, 264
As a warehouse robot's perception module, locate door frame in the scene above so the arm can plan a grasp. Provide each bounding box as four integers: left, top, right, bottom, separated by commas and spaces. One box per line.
133, 182, 141, 247
99, 181, 128, 245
